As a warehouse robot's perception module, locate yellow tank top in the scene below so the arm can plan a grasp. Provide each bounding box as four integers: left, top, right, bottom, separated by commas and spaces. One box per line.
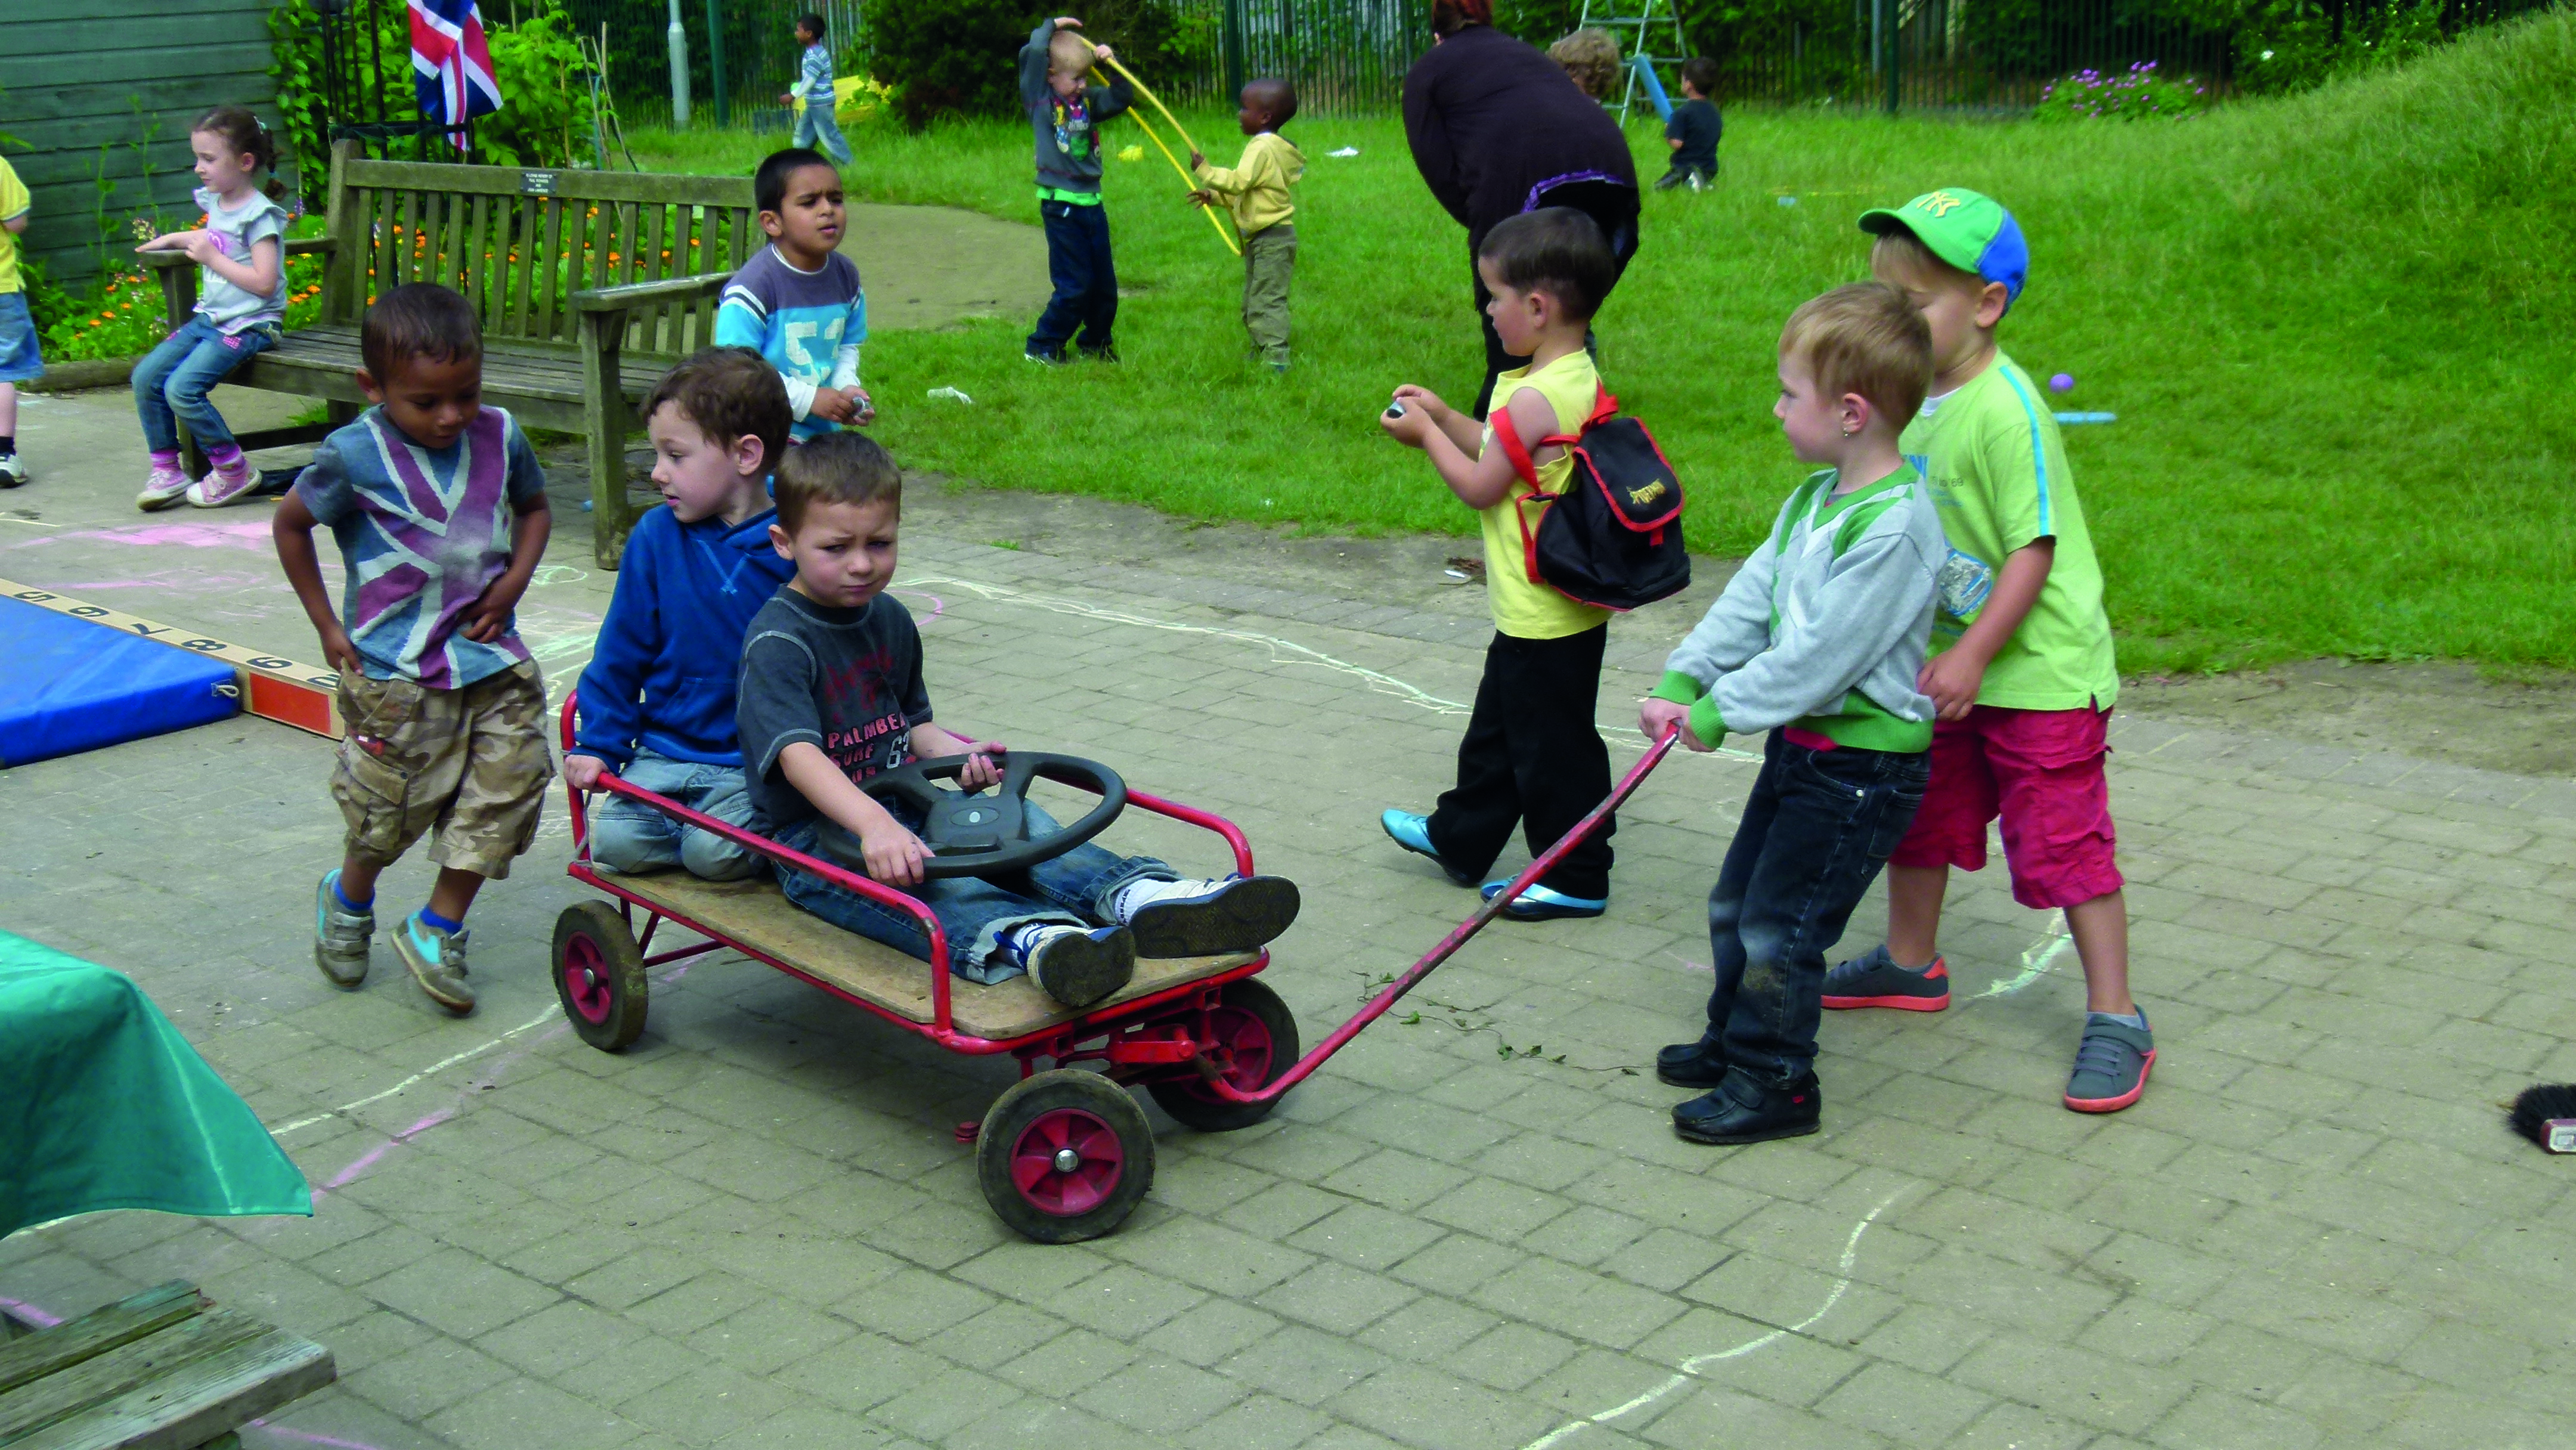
1478, 349, 1615, 640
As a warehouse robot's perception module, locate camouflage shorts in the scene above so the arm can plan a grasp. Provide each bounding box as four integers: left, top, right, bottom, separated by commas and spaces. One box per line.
332, 660, 554, 878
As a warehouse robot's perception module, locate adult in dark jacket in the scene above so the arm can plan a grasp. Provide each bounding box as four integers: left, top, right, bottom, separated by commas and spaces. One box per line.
1403, 0, 1640, 416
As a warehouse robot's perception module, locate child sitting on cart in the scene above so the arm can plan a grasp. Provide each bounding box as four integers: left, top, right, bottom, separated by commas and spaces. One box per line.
734, 433, 1302, 1009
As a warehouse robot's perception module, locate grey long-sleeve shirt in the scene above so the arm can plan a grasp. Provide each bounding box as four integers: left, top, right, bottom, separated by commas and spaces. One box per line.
1022, 21, 1132, 197
1652, 465, 1946, 753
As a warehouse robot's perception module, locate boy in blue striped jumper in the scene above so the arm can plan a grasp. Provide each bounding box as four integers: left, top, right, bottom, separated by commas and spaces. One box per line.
781, 14, 852, 165
716, 148, 873, 441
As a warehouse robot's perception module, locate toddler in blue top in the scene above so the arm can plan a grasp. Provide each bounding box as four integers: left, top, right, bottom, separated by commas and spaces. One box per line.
714, 148, 872, 442
565, 348, 798, 878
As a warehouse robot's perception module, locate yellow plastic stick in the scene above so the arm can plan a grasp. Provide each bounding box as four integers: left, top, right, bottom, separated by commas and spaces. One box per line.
1116, 94, 1240, 256
1097, 54, 1206, 159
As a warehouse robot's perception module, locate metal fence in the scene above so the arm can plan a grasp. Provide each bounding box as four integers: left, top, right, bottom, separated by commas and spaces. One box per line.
1166, 0, 1433, 111
560, 0, 865, 128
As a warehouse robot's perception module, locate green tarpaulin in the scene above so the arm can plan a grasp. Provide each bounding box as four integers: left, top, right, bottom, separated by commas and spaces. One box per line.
1, 930, 311, 1238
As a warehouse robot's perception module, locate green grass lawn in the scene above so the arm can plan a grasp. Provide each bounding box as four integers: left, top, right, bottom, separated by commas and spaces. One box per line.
632, 10, 2575, 674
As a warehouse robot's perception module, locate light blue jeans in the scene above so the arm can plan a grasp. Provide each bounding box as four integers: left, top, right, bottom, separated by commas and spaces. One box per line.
590, 749, 764, 881
794, 104, 852, 165
776, 801, 1171, 983
132, 315, 274, 453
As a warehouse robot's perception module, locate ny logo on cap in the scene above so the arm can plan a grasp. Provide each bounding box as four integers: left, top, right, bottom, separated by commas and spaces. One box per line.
1916, 191, 1968, 217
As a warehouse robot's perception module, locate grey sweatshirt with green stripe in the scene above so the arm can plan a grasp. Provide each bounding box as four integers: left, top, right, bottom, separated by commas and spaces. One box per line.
1652, 464, 1946, 753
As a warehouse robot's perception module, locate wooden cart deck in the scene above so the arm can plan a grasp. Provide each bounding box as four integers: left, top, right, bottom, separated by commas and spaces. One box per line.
610, 870, 1259, 1042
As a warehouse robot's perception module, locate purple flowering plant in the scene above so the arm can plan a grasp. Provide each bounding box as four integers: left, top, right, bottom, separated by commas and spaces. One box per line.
2033, 60, 2210, 120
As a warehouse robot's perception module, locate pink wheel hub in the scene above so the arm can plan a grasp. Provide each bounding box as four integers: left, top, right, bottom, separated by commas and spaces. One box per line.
561, 935, 615, 1025
1180, 1005, 1273, 1099
1009, 1108, 1125, 1216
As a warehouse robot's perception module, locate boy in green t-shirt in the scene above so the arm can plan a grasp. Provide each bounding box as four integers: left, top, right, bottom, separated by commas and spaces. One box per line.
0, 154, 36, 487
1826, 187, 2151, 1114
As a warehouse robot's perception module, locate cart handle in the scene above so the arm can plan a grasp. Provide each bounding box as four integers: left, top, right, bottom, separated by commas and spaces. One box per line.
1195, 725, 1684, 1105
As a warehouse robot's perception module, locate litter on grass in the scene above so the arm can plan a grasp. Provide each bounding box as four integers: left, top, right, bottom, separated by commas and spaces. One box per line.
1117, 145, 1143, 162
927, 386, 974, 405
1328, 147, 1359, 157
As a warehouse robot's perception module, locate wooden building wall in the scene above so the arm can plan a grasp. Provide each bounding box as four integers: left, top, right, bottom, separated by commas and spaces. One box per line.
0, 0, 292, 290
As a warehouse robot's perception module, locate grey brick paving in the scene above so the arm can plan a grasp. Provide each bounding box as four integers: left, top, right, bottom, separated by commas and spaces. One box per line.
7, 388, 2576, 1448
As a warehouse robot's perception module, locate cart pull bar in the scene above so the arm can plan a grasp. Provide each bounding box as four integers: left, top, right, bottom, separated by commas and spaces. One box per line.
1199, 726, 1683, 1104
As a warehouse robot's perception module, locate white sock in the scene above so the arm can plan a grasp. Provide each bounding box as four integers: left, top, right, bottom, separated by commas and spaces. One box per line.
1110, 877, 1219, 922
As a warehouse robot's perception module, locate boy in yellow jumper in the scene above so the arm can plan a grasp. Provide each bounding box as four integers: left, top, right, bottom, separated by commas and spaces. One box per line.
1376, 209, 1621, 921
1191, 79, 1306, 373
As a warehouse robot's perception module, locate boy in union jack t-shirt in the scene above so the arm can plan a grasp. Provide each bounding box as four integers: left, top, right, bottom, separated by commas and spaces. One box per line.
273, 284, 555, 1018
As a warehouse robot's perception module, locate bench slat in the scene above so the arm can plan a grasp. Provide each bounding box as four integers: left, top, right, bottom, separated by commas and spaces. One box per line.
0, 1310, 269, 1442
10, 1328, 334, 1450
0, 1286, 203, 1396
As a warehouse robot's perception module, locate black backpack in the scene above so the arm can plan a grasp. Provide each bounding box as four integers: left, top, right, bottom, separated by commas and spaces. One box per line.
1493, 387, 1690, 612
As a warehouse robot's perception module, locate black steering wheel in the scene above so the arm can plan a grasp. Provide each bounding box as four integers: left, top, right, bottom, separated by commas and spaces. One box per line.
859, 751, 1128, 879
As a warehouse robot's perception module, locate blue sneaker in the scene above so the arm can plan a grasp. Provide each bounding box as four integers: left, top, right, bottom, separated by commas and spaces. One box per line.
1380, 810, 1476, 886
1479, 879, 1608, 921
392, 912, 476, 1014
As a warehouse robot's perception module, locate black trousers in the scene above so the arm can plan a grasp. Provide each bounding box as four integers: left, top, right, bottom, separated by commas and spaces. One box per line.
1030, 199, 1117, 356
1427, 626, 1615, 900
1471, 177, 1641, 417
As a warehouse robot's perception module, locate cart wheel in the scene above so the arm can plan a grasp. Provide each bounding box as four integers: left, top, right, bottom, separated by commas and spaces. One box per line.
553, 901, 648, 1052
1146, 978, 1299, 1133
977, 1070, 1155, 1244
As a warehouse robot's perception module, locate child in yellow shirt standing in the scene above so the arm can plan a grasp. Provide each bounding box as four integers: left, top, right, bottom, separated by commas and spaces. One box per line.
1191, 79, 1306, 373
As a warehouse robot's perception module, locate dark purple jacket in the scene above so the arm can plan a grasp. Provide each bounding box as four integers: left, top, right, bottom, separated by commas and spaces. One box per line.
1402, 25, 1638, 247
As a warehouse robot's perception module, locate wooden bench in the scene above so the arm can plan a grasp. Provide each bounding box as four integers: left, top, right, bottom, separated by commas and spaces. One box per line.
148, 141, 764, 567
0, 1281, 334, 1449
611, 869, 1260, 1042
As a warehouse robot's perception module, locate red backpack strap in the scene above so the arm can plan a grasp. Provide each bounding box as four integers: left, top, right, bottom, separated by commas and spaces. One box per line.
1489, 403, 1542, 487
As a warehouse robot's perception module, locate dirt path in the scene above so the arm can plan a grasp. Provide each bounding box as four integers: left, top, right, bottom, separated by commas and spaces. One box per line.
839, 203, 1049, 332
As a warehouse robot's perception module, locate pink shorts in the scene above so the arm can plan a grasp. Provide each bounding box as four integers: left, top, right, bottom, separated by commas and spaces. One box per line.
1890, 704, 2123, 910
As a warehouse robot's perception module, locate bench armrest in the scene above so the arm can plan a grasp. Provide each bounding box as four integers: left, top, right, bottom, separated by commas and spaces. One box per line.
138, 237, 338, 270
569, 271, 734, 313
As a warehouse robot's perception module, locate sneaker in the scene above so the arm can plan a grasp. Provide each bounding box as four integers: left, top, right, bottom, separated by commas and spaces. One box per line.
1114, 875, 1301, 957
1821, 944, 1950, 1011
186, 456, 258, 509
1672, 1071, 1822, 1145
137, 460, 193, 510
1010, 923, 1137, 1009
1023, 347, 1070, 367
1078, 345, 1120, 364
1479, 879, 1607, 921
313, 870, 372, 989
1380, 810, 1476, 886
1655, 1036, 1728, 1089
392, 912, 476, 1014
0, 451, 25, 488
2064, 1011, 2155, 1113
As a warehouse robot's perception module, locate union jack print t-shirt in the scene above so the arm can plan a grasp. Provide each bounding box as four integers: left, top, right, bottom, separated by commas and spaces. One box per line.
296, 405, 547, 687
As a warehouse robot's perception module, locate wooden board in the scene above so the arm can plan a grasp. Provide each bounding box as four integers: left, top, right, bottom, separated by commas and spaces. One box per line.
612, 871, 1258, 1042
0, 581, 340, 740
0, 1281, 334, 1450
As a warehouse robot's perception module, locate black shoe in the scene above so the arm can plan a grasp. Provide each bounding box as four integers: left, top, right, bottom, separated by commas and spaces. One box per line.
1654, 1037, 1728, 1089
1024, 347, 1070, 367
1672, 1072, 1822, 1145
1078, 345, 1120, 363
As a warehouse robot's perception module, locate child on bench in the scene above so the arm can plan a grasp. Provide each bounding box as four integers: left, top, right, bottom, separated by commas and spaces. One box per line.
734, 433, 1301, 1008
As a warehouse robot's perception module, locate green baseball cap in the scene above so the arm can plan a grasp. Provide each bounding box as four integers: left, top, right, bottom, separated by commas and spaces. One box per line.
1859, 187, 2027, 305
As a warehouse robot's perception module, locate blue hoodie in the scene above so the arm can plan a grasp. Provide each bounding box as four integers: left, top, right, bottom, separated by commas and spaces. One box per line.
573, 503, 795, 772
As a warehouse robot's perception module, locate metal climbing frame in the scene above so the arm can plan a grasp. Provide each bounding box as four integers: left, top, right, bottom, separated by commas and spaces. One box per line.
1577, 0, 1692, 122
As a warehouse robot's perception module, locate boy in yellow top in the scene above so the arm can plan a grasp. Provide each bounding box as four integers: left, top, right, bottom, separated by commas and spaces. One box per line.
0, 154, 36, 486
1377, 208, 1620, 920
1190, 79, 1306, 373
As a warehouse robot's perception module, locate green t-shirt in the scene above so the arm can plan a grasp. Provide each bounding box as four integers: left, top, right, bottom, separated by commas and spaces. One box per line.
1900, 352, 2119, 711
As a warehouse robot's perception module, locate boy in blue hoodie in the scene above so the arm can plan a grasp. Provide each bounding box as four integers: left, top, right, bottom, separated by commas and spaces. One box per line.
565, 349, 798, 877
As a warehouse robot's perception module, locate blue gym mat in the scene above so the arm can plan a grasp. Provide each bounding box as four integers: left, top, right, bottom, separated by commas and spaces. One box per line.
0, 597, 242, 768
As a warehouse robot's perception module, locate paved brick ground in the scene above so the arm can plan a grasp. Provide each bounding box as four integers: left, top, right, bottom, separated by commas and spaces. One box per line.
6, 389, 2576, 1449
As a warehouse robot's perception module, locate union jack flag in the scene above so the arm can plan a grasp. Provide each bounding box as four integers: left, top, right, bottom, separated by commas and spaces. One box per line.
409, 0, 502, 150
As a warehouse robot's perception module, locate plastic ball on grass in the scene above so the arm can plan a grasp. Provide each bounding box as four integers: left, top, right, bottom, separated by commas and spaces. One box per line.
2049, 373, 2075, 394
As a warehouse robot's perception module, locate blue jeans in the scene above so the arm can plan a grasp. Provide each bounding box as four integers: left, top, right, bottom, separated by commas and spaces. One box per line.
1029, 199, 1116, 356
133, 315, 274, 453
0, 292, 42, 384
590, 749, 763, 881
793, 104, 852, 165
775, 801, 1171, 983
1699, 730, 1929, 1089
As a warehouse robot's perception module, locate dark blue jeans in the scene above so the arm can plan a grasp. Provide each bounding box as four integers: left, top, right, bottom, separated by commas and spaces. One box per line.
1699, 730, 1929, 1089
1029, 199, 1116, 356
